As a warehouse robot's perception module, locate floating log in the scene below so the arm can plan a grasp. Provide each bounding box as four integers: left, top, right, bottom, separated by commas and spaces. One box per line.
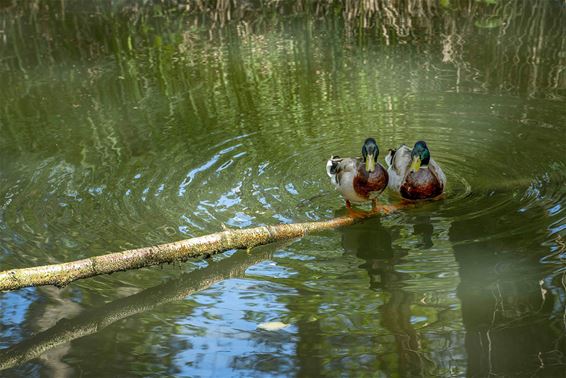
0, 205, 397, 291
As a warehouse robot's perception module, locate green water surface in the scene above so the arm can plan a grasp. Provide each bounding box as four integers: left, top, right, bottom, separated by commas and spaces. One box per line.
0, 1, 565, 376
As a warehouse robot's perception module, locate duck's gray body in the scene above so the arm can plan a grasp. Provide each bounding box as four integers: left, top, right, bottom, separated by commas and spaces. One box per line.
326, 156, 388, 204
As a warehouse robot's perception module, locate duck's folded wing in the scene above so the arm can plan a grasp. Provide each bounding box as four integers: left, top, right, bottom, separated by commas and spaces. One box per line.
391, 145, 412, 173
387, 145, 411, 191
430, 159, 446, 187
334, 158, 359, 186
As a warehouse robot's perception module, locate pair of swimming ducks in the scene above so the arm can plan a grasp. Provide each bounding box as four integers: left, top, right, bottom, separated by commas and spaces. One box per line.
326, 138, 446, 211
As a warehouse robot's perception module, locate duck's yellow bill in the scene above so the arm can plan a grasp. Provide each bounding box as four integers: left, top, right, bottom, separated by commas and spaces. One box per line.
410, 156, 421, 173
365, 154, 375, 172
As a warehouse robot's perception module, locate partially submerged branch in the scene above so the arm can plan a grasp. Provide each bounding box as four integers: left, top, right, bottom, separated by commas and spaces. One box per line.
0, 206, 396, 291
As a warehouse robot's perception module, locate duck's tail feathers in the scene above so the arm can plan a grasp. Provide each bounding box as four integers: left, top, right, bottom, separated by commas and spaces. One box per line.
326, 156, 341, 177
385, 149, 396, 168
326, 156, 342, 186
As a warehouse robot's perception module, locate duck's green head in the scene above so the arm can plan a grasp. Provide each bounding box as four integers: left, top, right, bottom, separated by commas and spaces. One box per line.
362, 138, 379, 172
410, 141, 431, 172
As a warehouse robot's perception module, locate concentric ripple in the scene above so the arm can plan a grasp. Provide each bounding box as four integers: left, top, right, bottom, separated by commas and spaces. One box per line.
0, 26, 563, 291
1, 95, 564, 266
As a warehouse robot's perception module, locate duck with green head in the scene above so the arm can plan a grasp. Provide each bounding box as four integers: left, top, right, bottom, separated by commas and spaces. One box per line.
326, 138, 389, 210
385, 141, 446, 200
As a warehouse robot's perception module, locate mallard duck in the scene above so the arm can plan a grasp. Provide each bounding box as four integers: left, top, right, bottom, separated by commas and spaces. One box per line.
326, 138, 389, 210
385, 141, 446, 200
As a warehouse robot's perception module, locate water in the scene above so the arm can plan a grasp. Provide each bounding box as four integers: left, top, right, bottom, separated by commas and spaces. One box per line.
0, 1, 565, 376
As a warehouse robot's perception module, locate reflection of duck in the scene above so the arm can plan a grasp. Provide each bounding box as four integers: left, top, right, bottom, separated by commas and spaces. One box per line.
413, 215, 434, 249
340, 218, 426, 376
385, 141, 446, 200
327, 138, 388, 211
340, 217, 406, 290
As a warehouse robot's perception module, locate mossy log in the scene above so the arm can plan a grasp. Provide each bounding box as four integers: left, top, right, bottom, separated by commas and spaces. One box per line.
0, 206, 396, 292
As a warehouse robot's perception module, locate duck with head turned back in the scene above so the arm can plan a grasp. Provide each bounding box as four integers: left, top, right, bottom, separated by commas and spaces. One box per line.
385, 140, 446, 200
326, 138, 389, 211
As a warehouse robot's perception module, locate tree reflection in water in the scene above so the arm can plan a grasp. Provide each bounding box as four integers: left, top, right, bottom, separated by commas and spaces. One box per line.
450, 212, 565, 377
340, 212, 565, 376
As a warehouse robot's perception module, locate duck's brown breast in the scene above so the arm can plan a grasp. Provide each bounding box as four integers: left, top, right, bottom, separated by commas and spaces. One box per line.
400, 168, 443, 200
353, 164, 389, 199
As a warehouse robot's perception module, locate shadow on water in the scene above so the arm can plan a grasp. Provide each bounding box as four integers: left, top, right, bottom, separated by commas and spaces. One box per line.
0, 245, 276, 373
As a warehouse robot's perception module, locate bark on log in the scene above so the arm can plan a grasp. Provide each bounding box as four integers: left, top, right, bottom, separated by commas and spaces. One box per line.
0, 246, 276, 370
0, 206, 396, 291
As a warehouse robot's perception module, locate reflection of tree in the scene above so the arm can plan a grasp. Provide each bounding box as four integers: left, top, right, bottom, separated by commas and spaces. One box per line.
450, 213, 566, 377
340, 216, 434, 377
288, 288, 324, 377
3, 0, 563, 100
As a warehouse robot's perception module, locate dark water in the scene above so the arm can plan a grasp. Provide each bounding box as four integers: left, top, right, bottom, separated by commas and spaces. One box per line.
0, 1, 565, 376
